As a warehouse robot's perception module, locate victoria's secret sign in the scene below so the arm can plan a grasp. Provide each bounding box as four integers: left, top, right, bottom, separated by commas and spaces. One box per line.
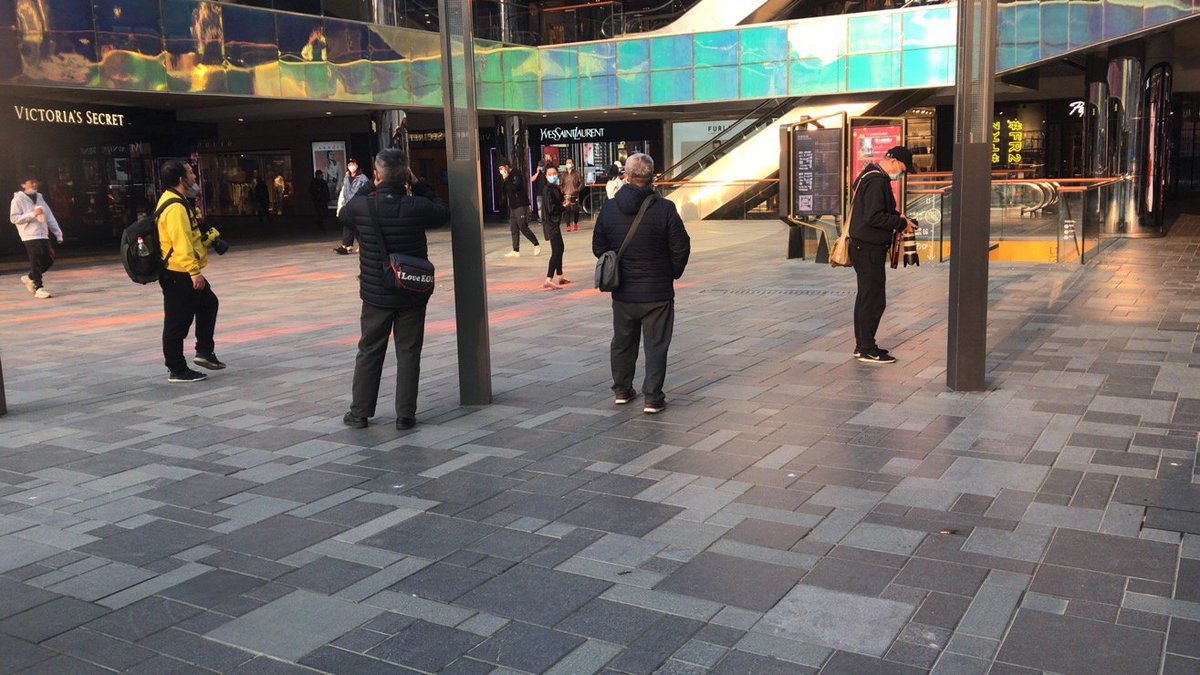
13, 105, 127, 127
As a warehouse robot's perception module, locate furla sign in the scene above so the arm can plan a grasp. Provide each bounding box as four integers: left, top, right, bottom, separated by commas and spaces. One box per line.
13, 105, 127, 127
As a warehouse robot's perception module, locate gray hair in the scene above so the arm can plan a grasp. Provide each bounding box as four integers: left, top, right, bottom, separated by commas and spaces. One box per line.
625, 153, 654, 185
375, 149, 410, 184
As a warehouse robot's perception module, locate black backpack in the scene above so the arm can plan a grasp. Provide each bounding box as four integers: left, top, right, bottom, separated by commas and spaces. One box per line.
121, 198, 185, 284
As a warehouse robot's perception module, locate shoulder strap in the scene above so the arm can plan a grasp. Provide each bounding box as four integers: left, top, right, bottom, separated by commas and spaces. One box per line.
154, 197, 188, 221
616, 195, 655, 262
366, 195, 389, 255
842, 168, 884, 236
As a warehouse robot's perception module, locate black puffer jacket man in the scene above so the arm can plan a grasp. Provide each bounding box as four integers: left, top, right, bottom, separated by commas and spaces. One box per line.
847, 145, 917, 365
592, 153, 690, 414
340, 149, 450, 430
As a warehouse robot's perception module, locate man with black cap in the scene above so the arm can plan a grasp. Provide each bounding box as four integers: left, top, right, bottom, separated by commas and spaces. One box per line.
847, 145, 917, 365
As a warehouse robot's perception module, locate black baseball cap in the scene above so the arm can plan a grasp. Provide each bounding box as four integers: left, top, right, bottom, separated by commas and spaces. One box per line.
883, 146, 918, 174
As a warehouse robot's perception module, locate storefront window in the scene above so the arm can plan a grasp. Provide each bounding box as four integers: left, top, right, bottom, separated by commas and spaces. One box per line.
199, 152, 293, 217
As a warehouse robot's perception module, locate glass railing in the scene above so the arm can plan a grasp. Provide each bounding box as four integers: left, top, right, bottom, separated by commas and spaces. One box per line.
904, 174, 1125, 264
657, 179, 782, 221
3, 0, 1197, 112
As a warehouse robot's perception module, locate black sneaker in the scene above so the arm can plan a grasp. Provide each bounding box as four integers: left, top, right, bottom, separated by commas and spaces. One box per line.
334, 245, 351, 255
643, 401, 666, 414
343, 412, 367, 428
168, 368, 208, 383
193, 353, 226, 370
614, 389, 637, 405
857, 348, 897, 365
396, 417, 416, 430
853, 347, 890, 358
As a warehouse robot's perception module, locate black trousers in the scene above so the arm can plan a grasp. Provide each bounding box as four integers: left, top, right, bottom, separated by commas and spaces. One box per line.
509, 206, 539, 250
351, 303, 426, 419
313, 202, 328, 230
611, 299, 674, 406
159, 270, 219, 372
565, 201, 581, 226
545, 233, 565, 277
23, 239, 54, 288
851, 242, 887, 351
341, 223, 357, 247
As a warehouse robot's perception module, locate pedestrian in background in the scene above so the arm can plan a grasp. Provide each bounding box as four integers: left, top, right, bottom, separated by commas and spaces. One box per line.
340, 150, 450, 431
334, 158, 370, 255
9, 176, 63, 299
848, 145, 917, 365
499, 159, 539, 259
605, 163, 624, 202
560, 157, 583, 232
309, 170, 330, 231
592, 153, 690, 414
541, 166, 569, 289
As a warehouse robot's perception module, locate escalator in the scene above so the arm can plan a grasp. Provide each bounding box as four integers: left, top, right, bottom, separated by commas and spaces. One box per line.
661, 89, 934, 221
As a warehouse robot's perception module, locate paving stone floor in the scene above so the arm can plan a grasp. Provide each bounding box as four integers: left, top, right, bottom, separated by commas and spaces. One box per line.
0, 212, 1198, 674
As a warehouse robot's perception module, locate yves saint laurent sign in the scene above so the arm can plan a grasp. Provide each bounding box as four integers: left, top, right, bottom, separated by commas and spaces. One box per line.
538, 126, 604, 142
530, 120, 662, 145
13, 105, 127, 127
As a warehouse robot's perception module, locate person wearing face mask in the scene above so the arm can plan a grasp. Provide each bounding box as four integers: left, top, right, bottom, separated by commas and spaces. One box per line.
559, 158, 584, 232
10, 177, 63, 299
334, 158, 371, 255
498, 160, 539, 259
541, 166, 569, 288
156, 160, 226, 383
530, 153, 554, 223
847, 146, 918, 365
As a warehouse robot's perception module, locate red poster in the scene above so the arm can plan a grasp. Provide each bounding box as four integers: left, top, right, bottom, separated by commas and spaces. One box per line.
851, 124, 904, 206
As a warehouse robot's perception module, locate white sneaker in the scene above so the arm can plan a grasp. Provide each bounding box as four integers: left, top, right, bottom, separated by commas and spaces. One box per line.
533, 245, 541, 256
33, 287, 52, 299
20, 275, 35, 294
503, 251, 520, 258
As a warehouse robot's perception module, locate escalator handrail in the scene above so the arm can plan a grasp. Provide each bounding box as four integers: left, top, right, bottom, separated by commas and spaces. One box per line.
668, 98, 801, 182
658, 97, 800, 183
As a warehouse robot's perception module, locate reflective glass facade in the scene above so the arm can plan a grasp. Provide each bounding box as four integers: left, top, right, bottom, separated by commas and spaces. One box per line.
1, 0, 1196, 112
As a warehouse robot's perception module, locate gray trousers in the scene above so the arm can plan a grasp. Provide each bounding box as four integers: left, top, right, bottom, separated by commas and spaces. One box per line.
611, 299, 674, 406
351, 303, 426, 419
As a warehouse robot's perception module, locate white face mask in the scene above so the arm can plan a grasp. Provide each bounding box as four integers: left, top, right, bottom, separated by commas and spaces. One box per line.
186, 182, 201, 198
565, 164, 574, 171
347, 164, 358, 174
24, 189, 36, 196
499, 169, 508, 178
887, 171, 903, 181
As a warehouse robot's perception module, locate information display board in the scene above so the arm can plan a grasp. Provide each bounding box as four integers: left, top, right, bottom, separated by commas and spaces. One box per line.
851, 124, 903, 205
792, 127, 843, 217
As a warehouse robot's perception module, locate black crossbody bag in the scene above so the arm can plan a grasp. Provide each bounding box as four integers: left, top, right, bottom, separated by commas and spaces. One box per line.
366, 194, 435, 295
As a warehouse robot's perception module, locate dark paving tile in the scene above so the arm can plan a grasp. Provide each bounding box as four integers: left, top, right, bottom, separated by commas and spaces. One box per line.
893, 558, 989, 596
360, 514, 496, 560
1113, 476, 1200, 513
1145, 508, 1200, 535
366, 621, 482, 672
801, 557, 898, 597
1029, 564, 1125, 605
229, 655, 323, 674
912, 592, 972, 630
820, 650, 927, 674
607, 614, 703, 674
576, 473, 658, 497
43, 628, 158, 670
441, 657, 497, 675
560, 436, 661, 464
1178, 559, 1200, 603
209, 515, 346, 560
556, 598, 663, 644
159, 569, 267, 609
248, 469, 367, 501
402, 472, 522, 510
0, 596, 109, 642
559, 494, 683, 537
736, 486, 812, 511
1043, 529, 1177, 582
0, 634, 55, 672
457, 564, 610, 627
653, 449, 759, 480
656, 552, 805, 612
468, 621, 583, 672
310, 500, 395, 527
1163, 654, 1200, 675
995, 609, 1163, 675
275, 556, 377, 595
76, 519, 215, 567
139, 628, 258, 671
465, 528, 555, 562
137, 474, 259, 508
722, 518, 810, 550
0, 446, 91, 473
16, 654, 112, 675
387, 563, 492, 603
198, 550, 297, 580
712, 650, 816, 675
0, 578, 59, 620
85, 596, 203, 642
148, 505, 230, 529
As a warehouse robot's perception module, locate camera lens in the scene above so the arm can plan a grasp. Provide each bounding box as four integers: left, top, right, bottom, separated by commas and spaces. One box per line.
212, 239, 230, 255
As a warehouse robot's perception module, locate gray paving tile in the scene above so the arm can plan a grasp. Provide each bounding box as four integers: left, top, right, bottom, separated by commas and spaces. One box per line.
159, 569, 267, 608
457, 564, 610, 626
0, 596, 109, 642
85, 596, 204, 641
995, 609, 1163, 675
366, 621, 482, 671
75, 518, 215, 567
207, 590, 381, 660
209, 515, 346, 561
360, 514, 496, 560
386, 562, 492, 603
468, 621, 584, 672
559, 494, 684, 537
137, 474, 258, 508
275, 556, 377, 595
756, 584, 915, 657
1043, 528, 1178, 582
555, 598, 664, 644
656, 551, 805, 612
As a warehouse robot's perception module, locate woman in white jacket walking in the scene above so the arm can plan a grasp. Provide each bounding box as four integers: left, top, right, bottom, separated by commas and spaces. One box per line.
9, 177, 63, 299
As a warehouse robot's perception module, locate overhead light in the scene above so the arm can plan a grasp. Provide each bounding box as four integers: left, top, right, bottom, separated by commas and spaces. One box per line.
325, 111, 332, 115
237, 117, 244, 122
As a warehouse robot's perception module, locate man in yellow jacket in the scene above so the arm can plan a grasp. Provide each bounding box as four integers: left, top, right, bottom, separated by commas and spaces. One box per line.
156, 160, 225, 383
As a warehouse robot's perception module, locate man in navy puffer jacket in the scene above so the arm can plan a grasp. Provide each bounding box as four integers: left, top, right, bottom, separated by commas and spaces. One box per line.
592, 153, 690, 414
340, 150, 450, 430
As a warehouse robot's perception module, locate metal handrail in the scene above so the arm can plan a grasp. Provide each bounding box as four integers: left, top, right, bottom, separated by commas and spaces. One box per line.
658, 97, 801, 183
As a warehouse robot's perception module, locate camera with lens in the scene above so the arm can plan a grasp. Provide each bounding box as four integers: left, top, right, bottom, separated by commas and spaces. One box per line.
201, 225, 230, 255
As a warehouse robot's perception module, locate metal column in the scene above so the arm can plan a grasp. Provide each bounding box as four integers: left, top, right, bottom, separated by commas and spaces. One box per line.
946, 0, 996, 391
439, 0, 493, 405
1107, 41, 1145, 235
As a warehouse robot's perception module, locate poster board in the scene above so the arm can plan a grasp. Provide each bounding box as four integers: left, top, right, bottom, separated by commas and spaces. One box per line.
312, 141, 346, 210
